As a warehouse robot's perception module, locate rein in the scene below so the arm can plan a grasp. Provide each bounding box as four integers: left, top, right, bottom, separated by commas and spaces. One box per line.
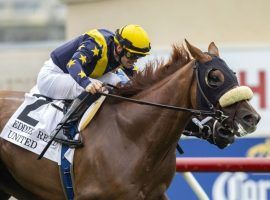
101, 61, 227, 121
99, 91, 217, 117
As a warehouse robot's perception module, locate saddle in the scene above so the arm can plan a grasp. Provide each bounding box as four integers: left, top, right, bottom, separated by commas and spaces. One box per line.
52, 99, 83, 148
52, 92, 104, 148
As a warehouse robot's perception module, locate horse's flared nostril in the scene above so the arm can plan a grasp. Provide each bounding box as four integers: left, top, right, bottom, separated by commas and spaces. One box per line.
243, 114, 260, 126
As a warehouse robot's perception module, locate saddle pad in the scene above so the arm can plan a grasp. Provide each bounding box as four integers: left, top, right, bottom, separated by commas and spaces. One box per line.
0, 93, 63, 163
78, 91, 107, 131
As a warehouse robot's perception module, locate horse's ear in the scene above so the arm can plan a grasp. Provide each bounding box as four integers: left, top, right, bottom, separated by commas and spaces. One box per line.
208, 42, 220, 57
185, 39, 212, 63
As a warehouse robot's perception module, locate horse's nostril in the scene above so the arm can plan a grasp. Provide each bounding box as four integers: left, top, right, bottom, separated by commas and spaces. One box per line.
243, 114, 260, 126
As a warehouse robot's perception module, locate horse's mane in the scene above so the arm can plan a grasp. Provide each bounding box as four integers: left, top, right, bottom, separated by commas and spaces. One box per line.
117, 44, 191, 96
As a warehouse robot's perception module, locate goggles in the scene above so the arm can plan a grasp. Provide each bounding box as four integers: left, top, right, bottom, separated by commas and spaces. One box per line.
123, 49, 145, 60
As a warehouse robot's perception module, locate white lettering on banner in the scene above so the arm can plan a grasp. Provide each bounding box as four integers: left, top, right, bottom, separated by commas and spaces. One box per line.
213, 172, 270, 200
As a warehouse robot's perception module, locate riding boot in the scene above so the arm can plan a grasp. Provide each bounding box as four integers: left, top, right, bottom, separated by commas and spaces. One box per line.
52, 92, 101, 147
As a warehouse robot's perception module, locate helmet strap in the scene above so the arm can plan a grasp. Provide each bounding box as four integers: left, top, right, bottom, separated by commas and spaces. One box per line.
115, 43, 125, 66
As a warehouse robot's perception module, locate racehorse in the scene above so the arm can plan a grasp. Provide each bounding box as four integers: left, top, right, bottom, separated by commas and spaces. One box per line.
0, 40, 260, 200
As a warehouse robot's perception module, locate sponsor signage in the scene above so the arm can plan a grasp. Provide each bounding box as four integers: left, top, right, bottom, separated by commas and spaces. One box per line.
167, 138, 270, 200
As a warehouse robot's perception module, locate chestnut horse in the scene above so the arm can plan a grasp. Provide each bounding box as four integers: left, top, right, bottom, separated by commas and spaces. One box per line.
0, 41, 260, 200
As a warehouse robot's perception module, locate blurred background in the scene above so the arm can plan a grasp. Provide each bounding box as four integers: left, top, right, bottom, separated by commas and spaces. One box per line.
1, 0, 270, 199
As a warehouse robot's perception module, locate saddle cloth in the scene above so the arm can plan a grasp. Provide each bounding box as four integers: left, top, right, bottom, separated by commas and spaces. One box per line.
0, 92, 106, 164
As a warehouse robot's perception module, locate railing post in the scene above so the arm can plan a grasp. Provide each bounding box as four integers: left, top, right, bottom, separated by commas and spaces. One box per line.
181, 172, 209, 200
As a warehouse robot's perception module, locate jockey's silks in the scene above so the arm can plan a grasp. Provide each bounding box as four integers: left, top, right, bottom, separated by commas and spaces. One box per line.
50, 29, 136, 89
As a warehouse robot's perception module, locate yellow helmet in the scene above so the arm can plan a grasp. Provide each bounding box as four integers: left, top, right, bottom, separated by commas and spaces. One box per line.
114, 24, 151, 56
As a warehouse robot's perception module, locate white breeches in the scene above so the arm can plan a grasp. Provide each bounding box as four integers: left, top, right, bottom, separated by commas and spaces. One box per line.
34, 59, 122, 99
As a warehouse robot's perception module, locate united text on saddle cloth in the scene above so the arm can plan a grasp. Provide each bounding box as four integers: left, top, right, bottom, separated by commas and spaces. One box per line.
0, 93, 64, 163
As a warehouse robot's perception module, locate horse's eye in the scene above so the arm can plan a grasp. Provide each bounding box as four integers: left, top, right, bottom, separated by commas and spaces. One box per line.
206, 69, 224, 88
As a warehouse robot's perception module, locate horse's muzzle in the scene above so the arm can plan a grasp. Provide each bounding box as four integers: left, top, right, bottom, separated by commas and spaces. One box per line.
234, 112, 261, 136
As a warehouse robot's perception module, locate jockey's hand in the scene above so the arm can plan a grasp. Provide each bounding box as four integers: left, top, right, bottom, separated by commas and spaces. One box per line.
85, 79, 103, 94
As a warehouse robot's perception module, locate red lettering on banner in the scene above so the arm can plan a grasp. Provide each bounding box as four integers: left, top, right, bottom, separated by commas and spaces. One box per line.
239, 71, 266, 109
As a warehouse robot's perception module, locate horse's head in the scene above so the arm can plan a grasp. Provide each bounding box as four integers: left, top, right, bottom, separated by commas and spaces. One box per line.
185, 40, 261, 148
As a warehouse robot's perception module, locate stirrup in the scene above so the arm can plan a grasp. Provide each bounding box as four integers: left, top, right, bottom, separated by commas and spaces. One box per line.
53, 130, 84, 148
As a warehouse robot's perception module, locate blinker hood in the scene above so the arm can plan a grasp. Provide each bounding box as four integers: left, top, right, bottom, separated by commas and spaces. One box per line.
196, 56, 239, 110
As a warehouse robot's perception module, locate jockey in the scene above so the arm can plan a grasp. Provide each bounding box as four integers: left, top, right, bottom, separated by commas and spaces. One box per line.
34, 24, 151, 146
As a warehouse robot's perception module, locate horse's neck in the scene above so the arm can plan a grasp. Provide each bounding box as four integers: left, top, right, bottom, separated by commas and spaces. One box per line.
117, 62, 195, 151
74, 63, 196, 192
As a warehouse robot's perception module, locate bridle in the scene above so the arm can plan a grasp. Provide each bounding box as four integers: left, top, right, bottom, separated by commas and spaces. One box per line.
99, 60, 229, 124
193, 61, 230, 127
98, 60, 233, 154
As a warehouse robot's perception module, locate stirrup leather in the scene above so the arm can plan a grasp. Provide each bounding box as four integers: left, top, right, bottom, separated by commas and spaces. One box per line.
53, 123, 83, 148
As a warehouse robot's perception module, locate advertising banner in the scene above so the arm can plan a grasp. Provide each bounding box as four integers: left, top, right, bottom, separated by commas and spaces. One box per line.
167, 138, 270, 200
